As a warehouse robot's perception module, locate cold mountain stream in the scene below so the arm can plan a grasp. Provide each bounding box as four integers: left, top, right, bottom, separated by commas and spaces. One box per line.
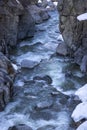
0, 9, 87, 130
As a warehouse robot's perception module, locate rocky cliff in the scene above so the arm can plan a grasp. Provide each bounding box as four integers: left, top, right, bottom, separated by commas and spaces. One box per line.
0, 0, 36, 111
58, 0, 87, 72
0, 0, 50, 111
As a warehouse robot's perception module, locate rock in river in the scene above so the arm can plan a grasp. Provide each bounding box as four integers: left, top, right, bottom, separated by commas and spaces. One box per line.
8, 124, 33, 130
56, 41, 68, 56
21, 59, 39, 69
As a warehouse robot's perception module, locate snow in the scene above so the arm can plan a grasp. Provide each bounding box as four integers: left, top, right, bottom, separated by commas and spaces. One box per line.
53, 2, 58, 6
58, 34, 64, 41
16, 0, 20, 4
47, 0, 51, 2
12, 63, 18, 71
38, 0, 42, 3
75, 84, 87, 102
71, 102, 87, 122
77, 121, 87, 130
46, 6, 50, 9
15, 80, 24, 87
77, 13, 87, 21
72, 83, 87, 129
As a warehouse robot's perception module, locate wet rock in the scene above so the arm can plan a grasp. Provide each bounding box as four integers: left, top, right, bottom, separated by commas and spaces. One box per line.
0, 52, 15, 111
0, 39, 8, 57
8, 124, 33, 130
37, 125, 56, 130
36, 100, 53, 110
18, 9, 35, 40
30, 111, 53, 121
0, 88, 5, 111
80, 55, 87, 73
21, 59, 39, 69
33, 75, 52, 84
56, 41, 68, 56
28, 5, 50, 24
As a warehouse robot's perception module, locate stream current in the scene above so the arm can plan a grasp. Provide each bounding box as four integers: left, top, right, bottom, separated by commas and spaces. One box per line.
0, 9, 87, 130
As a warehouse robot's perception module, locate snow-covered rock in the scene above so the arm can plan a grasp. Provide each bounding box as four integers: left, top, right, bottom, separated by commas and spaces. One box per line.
75, 84, 87, 102
38, 0, 42, 3
58, 34, 64, 41
71, 102, 87, 122
77, 13, 87, 21
12, 63, 18, 71
53, 2, 58, 7
77, 121, 87, 130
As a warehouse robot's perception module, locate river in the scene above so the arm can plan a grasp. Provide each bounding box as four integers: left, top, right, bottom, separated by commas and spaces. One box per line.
0, 9, 87, 130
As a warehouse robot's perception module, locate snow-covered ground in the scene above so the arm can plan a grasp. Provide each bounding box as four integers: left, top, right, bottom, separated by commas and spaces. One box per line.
72, 84, 87, 130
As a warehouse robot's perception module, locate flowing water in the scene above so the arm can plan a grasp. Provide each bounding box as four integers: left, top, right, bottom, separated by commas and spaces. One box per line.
0, 9, 87, 130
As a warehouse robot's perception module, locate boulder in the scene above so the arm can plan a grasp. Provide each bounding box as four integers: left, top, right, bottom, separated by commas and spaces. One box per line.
33, 75, 52, 84
37, 125, 56, 130
8, 124, 33, 130
56, 41, 68, 56
28, 5, 50, 24
21, 59, 39, 69
36, 100, 53, 110
18, 9, 35, 40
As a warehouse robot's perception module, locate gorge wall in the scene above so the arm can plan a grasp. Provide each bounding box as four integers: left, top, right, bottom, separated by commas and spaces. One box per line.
0, 0, 50, 111
0, 0, 37, 111
58, 0, 87, 72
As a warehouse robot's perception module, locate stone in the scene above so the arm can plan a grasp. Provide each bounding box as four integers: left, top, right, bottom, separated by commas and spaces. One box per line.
37, 125, 56, 130
56, 41, 68, 56
33, 75, 52, 84
36, 100, 53, 110
30, 111, 53, 121
17, 9, 35, 40
21, 59, 39, 69
28, 5, 50, 24
8, 124, 33, 130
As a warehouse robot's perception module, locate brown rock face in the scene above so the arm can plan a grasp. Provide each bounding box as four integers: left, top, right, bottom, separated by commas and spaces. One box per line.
58, 0, 87, 72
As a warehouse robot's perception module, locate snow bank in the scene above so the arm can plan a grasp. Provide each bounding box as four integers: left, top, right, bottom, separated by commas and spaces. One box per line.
77, 121, 87, 130
72, 83, 87, 129
75, 84, 87, 102
71, 102, 87, 122
77, 13, 87, 21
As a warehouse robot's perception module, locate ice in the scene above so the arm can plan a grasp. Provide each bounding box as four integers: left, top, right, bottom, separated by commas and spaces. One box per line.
77, 13, 87, 21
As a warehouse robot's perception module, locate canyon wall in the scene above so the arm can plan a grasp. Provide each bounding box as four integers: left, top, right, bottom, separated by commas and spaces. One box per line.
58, 0, 87, 72
0, 0, 50, 111
0, 0, 37, 111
